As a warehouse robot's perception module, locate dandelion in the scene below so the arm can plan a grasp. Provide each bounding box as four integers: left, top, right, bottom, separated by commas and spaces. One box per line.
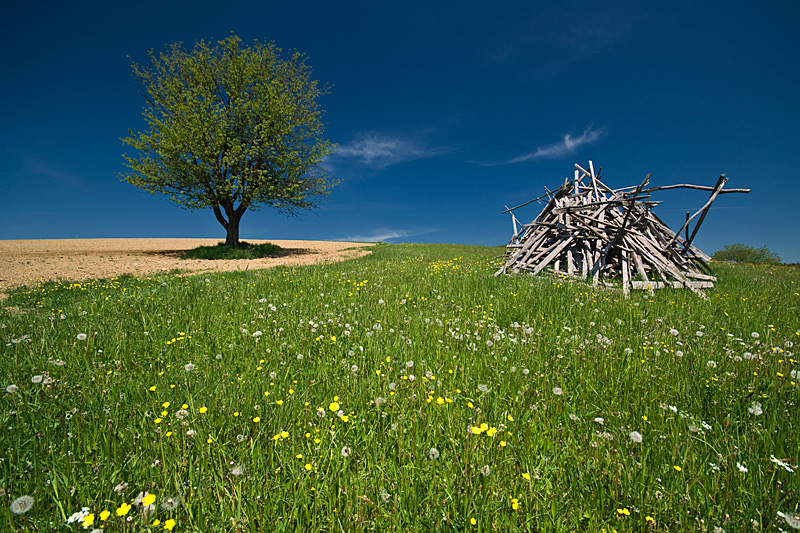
477, 384, 488, 393
114, 481, 128, 493
316, 408, 326, 418
629, 431, 643, 443
175, 409, 188, 420
777, 511, 800, 529
5, 384, 18, 394
428, 447, 440, 460
341, 446, 352, 458
9, 495, 34, 515
673, 465, 682, 472
594, 417, 604, 424
375, 397, 386, 407
706, 360, 717, 368
751, 332, 760, 339
522, 472, 530, 480
737, 462, 748, 473
480, 465, 491, 476
616, 508, 631, 516
163, 518, 176, 530
142, 493, 156, 506
99, 509, 111, 520
31, 375, 43, 384
184, 363, 196, 372
748, 401, 763, 416
186, 429, 197, 438
511, 497, 519, 510
790, 369, 799, 380
304, 463, 312, 471
329, 400, 340, 411
77, 333, 87, 341
552, 387, 563, 395
470, 517, 477, 525
669, 328, 679, 336
160, 497, 181, 510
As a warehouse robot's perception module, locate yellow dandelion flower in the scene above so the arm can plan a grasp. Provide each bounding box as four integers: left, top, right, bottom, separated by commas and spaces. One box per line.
163, 518, 176, 530
99, 510, 110, 521
82, 513, 95, 528
329, 401, 340, 411
500, 440, 507, 447
280, 430, 289, 439
199, 406, 208, 413
165, 431, 172, 437
470, 517, 476, 525
162, 402, 170, 408
673, 465, 682, 472
304, 463, 312, 471
276, 400, 284, 405
149, 386, 156, 392
507, 415, 514, 422
154, 418, 162, 424
181, 404, 188, 409
207, 438, 213, 444
253, 417, 261, 423
616, 508, 630, 516
522, 472, 530, 480
142, 493, 156, 506
152, 519, 161, 526
467, 401, 474, 408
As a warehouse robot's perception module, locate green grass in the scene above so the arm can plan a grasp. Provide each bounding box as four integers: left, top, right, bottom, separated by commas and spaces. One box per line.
182, 241, 283, 260
1, 244, 798, 532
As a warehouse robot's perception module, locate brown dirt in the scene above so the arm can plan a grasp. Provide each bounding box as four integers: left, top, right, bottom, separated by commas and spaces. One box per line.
0, 238, 376, 297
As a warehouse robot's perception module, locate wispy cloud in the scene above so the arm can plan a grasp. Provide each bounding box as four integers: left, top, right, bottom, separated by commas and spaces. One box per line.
504, 126, 604, 164
330, 132, 450, 171
336, 228, 437, 243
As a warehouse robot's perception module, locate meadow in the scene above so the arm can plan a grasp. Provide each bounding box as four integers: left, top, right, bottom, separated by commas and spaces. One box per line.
1, 243, 798, 532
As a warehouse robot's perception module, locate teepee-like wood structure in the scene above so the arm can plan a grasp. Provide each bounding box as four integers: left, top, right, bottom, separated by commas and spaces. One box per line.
496, 162, 749, 297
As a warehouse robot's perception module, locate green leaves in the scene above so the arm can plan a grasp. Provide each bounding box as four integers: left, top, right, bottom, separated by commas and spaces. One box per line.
119, 35, 338, 244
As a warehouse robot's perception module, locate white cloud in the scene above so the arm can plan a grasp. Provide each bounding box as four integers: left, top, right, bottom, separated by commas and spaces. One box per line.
507, 126, 604, 163
331, 132, 449, 171
336, 229, 412, 243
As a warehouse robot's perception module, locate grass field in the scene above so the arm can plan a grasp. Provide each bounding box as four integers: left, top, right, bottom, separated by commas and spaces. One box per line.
2, 243, 798, 532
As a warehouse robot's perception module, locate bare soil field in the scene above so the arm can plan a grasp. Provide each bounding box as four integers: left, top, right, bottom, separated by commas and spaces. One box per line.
0, 238, 375, 297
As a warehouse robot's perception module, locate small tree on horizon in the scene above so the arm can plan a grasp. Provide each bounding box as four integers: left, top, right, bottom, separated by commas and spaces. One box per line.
712, 243, 782, 265
119, 35, 337, 246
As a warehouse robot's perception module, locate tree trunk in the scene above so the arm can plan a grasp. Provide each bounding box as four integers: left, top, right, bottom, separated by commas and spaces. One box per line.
213, 203, 245, 247
225, 218, 240, 247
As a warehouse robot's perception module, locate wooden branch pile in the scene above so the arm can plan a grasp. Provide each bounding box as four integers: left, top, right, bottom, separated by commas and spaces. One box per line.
496, 161, 750, 297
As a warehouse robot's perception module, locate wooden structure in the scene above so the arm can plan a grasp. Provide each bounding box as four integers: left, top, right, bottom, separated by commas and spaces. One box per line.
496, 161, 749, 297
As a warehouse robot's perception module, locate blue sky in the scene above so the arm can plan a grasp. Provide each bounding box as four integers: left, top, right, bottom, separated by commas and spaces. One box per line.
1, 0, 798, 262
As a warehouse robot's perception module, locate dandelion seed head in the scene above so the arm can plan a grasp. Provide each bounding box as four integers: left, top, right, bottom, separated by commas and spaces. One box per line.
184, 363, 196, 372
6, 384, 18, 394
76, 333, 87, 341
552, 387, 563, 395
341, 446, 352, 458
777, 511, 800, 529
629, 431, 643, 443
428, 447, 440, 460
9, 495, 34, 515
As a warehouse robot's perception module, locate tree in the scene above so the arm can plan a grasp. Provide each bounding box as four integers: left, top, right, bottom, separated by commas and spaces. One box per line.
712, 243, 782, 265
119, 35, 337, 246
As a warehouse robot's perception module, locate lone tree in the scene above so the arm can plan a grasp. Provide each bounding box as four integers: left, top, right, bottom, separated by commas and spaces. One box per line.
120, 35, 337, 246
712, 243, 782, 265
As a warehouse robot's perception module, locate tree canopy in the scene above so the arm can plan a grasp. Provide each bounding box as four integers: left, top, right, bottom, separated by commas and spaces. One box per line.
119, 35, 337, 246
712, 243, 782, 265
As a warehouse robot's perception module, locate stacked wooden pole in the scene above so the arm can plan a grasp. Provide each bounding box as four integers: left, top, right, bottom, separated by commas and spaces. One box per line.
496, 162, 749, 298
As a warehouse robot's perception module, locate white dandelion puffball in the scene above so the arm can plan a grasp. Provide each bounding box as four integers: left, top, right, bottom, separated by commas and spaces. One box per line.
341, 446, 352, 458
76, 333, 87, 341
184, 363, 196, 372
629, 431, 643, 443
552, 387, 563, 396
777, 511, 800, 530
6, 384, 19, 394
748, 402, 763, 416
428, 447, 440, 460
594, 417, 605, 424
9, 495, 35, 515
